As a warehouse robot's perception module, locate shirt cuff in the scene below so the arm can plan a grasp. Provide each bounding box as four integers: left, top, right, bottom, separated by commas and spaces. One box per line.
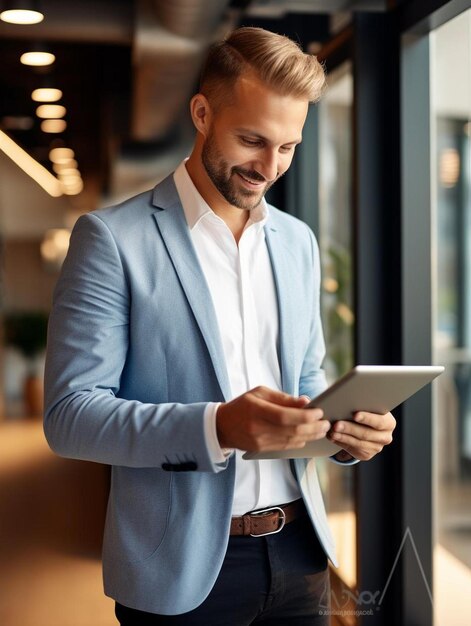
203, 402, 234, 464
329, 453, 360, 466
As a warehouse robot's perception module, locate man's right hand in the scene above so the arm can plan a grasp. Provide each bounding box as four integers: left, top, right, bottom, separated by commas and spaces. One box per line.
216, 387, 330, 452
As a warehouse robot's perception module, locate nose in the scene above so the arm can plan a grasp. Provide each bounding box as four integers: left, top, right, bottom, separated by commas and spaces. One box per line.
256, 147, 279, 182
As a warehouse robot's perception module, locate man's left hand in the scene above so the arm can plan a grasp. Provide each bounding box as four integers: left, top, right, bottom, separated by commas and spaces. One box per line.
327, 411, 396, 462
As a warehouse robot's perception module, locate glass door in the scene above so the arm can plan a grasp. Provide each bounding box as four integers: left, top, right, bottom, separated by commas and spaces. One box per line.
317, 60, 357, 599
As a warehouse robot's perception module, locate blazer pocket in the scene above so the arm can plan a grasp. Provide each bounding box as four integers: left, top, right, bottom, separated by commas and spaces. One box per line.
104, 469, 173, 564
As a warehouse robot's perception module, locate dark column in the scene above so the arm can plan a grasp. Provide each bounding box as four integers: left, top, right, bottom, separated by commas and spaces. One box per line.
353, 11, 405, 626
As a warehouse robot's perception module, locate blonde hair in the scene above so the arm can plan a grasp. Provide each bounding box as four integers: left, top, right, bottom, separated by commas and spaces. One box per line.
200, 27, 326, 107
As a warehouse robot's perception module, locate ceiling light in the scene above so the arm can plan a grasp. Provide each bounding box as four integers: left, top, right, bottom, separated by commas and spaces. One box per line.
49, 147, 74, 162
41, 119, 67, 133
32, 88, 63, 102
0, 129, 62, 197
52, 159, 78, 173
21, 51, 55, 66
60, 171, 82, 181
36, 104, 66, 119
58, 168, 80, 178
0, 1, 44, 25
61, 178, 83, 188
61, 179, 84, 195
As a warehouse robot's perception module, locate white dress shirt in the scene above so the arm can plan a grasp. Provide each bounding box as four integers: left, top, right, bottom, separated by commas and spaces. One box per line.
174, 160, 301, 516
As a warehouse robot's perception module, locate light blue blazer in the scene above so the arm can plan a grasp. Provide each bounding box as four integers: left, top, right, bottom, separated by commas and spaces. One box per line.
44, 174, 337, 615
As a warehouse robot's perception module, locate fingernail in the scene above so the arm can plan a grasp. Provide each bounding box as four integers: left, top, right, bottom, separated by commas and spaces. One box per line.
355, 413, 364, 422
336, 422, 344, 432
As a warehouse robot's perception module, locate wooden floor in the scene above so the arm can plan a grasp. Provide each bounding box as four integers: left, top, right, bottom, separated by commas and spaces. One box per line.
3, 418, 469, 626
0, 419, 115, 626
0, 419, 348, 626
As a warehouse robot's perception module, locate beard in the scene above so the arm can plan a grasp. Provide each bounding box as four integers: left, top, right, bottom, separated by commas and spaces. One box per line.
201, 130, 276, 210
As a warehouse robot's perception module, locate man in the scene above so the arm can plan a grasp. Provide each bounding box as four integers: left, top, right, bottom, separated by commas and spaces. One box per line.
44, 27, 395, 625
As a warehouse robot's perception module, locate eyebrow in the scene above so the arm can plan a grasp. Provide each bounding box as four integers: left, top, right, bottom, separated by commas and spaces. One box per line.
234, 128, 302, 146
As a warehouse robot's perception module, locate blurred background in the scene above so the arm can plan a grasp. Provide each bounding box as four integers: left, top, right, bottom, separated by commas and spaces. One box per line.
0, 1, 470, 625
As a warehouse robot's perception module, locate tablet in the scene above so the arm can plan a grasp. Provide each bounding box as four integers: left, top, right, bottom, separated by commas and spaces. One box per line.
243, 365, 444, 460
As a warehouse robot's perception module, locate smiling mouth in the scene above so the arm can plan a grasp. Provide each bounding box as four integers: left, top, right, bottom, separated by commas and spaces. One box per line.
236, 171, 266, 188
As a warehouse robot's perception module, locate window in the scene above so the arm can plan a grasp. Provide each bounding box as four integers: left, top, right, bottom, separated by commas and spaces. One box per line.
431, 9, 471, 624
317, 61, 357, 590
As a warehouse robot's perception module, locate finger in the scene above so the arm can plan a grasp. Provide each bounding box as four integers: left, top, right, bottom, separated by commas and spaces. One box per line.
250, 386, 309, 408
265, 405, 325, 427
331, 420, 393, 445
328, 431, 384, 461
352, 411, 396, 431
286, 420, 331, 441
246, 412, 331, 449
254, 415, 331, 442
265, 422, 331, 450
251, 395, 324, 426
298, 395, 311, 406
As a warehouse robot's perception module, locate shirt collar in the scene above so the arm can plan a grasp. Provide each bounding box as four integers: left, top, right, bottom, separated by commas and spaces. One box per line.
173, 159, 269, 232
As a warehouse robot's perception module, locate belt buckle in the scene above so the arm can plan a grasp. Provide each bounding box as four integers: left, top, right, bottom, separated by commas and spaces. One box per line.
249, 506, 286, 537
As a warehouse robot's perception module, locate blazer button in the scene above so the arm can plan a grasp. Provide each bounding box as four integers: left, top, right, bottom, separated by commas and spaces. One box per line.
161, 462, 198, 472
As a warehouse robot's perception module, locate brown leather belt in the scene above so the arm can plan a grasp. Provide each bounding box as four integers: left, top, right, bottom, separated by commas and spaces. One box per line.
230, 499, 305, 537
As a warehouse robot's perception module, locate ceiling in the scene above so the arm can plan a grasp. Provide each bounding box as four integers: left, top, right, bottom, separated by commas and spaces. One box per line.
0, 0, 388, 210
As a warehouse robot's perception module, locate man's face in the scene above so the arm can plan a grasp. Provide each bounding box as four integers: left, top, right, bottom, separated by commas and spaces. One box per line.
200, 74, 309, 211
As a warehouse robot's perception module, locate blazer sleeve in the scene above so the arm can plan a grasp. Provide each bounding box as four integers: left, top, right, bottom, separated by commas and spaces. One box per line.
44, 213, 228, 473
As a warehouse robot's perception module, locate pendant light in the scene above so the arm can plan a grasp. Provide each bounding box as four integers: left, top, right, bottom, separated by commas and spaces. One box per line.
32, 72, 63, 103
0, 1, 44, 25
21, 48, 55, 66
41, 119, 67, 133
36, 104, 66, 119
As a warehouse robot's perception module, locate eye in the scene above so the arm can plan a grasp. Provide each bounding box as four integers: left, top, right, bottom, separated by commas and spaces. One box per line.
241, 137, 262, 147
280, 145, 295, 154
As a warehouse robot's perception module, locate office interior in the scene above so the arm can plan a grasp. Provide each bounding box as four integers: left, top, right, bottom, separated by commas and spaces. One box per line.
0, 0, 470, 624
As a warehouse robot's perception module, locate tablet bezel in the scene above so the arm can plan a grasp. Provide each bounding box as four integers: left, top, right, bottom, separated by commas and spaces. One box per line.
242, 365, 444, 460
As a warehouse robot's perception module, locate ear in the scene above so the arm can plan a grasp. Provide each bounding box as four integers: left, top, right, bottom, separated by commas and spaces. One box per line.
190, 93, 212, 136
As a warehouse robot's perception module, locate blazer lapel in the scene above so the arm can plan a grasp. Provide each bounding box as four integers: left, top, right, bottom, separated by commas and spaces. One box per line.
264, 221, 296, 395
151, 176, 231, 401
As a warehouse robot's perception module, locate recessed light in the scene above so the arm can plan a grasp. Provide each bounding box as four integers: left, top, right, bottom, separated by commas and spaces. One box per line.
1, 1, 44, 25
52, 159, 78, 173
41, 119, 67, 133
36, 104, 66, 119
61, 179, 84, 195
21, 51, 55, 66
49, 147, 74, 162
58, 168, 80, 178
32, 88, 63, 102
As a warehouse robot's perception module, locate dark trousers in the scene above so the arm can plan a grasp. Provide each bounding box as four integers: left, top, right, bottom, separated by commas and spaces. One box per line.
115, 511, 330, 625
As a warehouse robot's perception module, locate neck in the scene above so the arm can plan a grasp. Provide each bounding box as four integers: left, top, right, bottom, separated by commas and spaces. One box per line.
185, 151, 250, 243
